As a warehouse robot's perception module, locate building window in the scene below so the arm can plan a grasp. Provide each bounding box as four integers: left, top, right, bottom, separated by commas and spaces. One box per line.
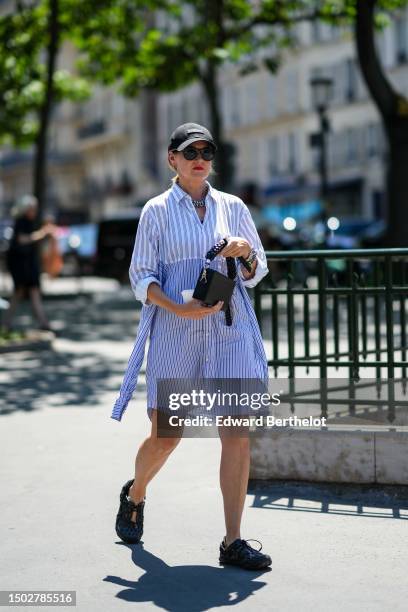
328, 132, 339, 169
330, 24, 341, 41
287, 133, 298, 174
311, 21, 322, 43
180, 96, 189, 123
331, 61, 343, 106
375, 30, 388, 67
266, 74, 277, 118
196, 95, 208, 126
356, 70, 368, 101
112, 94, 125, 118
345, 59, 358, 102
221, 89, 229, 129
395, 16, 408, 64
346, 128, 358, 164
285, 70, 298, 114
248, 139, 260, 178
310, 21, 332, 44
230, 84, 241, 127
366, 123, 379, 158
167, 100, 178, 132
267, 136, 280, 175
246, 79, 259, 124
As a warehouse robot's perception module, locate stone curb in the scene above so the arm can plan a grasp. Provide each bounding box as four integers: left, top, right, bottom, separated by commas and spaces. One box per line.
250, 428, 408, 485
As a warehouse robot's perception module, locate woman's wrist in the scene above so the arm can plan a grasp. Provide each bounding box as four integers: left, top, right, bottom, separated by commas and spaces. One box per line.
168, 301, 181, 314
146, 282, 181, 312
243, 243, 252, 259
240, 246, 257, 266
241, 257, 258, 279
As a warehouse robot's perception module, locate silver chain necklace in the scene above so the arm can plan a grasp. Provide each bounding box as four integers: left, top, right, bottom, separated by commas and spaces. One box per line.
191, 195, 207, 208
177, 180, 208, 207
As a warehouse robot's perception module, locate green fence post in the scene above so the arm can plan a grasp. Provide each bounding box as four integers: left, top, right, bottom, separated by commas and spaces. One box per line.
317, 257, 327, 379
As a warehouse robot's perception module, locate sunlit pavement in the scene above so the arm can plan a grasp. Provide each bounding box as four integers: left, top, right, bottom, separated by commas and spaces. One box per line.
1, 285, 407, 612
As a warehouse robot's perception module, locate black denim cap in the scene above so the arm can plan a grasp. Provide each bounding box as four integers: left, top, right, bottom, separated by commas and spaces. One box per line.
168, 122, 217, 152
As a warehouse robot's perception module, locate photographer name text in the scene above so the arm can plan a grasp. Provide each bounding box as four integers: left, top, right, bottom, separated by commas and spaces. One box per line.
168, 415, 327, 428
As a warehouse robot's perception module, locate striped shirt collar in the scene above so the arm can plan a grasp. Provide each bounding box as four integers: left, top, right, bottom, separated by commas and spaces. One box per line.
170, 179, 216, 205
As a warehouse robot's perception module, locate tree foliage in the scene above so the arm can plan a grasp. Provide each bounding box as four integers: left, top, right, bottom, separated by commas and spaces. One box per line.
1, 0, 408, 233
73, 0, 408, 97
2, 0, 407, 146
0, 1, 92, 147
71, 0, 408, 193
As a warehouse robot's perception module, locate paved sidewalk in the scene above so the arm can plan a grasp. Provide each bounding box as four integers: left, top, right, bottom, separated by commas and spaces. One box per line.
1, 291, 407, 611
0, 273, 120, 299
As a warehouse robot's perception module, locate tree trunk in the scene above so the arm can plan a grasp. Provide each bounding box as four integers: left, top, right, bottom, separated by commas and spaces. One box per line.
385, 117, 408, 246
33, 0, 59, 225
198, 0, 234, 191
200, 61, 235, 192
355, 0, 408, 246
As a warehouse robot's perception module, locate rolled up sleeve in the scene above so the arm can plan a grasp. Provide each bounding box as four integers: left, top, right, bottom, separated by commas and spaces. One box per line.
237, 203, 269, 288
129, 206, 161, 305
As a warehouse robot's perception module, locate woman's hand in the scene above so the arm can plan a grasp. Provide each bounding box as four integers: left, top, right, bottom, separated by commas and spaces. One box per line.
17, 223, 57, 245
218, 236, 251, 259
172, 299, 224, 320
145, 282, 223, 317
217, 236, 258, 280
42, 223, 57, 237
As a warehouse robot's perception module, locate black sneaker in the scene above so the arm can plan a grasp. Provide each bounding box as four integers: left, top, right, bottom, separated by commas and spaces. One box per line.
115, 479, 145, 544
219, 537, 272, 570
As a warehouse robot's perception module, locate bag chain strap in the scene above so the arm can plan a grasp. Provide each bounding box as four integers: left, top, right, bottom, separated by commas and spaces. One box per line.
202, 238, 236, 326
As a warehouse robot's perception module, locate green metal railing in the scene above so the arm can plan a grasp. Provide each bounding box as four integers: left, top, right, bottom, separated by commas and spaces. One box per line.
254, 248, 408, 381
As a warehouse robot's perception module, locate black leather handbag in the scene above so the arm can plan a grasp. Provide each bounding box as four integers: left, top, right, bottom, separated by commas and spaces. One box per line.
193, 238, 252, 325
193, 267, 235, 312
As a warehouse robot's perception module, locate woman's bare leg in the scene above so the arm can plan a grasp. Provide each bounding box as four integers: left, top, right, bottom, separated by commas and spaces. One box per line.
28, 287, 50, 327
3, 287, 24, 329
128, 409, 182, 521
218, 425, 250, 547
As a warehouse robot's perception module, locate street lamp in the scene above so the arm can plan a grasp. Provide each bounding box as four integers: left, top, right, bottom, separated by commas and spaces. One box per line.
327, 216, 340, 232
283, 216, 297, 232
310, 76, 333, 239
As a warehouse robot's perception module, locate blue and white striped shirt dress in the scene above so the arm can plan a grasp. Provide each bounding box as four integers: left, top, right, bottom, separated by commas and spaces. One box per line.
111, 180, 269, 422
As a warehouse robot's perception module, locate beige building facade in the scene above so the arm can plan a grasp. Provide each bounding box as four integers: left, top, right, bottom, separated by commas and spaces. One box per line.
1, 9, 407, 225
158, 12, 408, 222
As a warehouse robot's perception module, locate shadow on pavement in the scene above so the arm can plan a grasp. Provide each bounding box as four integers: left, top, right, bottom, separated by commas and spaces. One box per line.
45, 292, 140, 344
0, 347, 126, 416
2, 290, 140, 343
0, 290, 142, 416
248, 479, 408, 520
105, 543, 269, 610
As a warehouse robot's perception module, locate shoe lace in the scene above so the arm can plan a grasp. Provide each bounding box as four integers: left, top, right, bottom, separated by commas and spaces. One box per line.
120, 497, 144, 524
238, 538, 263, 553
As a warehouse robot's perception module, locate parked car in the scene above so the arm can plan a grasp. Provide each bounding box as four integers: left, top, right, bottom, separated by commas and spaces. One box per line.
94, 209, 142, 283
56, 223, 98, 276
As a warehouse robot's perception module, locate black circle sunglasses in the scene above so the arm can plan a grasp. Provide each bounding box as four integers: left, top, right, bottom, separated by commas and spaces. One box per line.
173, 145, 216, 161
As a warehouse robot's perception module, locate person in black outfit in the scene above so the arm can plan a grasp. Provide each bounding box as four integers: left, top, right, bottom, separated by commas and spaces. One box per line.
3, 195, 56, 332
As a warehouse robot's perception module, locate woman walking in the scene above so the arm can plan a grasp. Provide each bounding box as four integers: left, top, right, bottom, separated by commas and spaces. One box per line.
3, 195, 56, 332
112, 123, 272, 570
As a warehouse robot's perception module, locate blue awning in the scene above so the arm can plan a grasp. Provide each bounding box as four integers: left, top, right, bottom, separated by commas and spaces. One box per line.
263, 199, 323, 224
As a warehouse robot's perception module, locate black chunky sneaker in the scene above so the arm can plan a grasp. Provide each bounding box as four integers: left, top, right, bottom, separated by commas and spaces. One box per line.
219, 537, 272, 570
115, 479, 145, 544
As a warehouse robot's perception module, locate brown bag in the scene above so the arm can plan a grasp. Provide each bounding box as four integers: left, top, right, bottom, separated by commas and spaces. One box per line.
42, 235, 63, 277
